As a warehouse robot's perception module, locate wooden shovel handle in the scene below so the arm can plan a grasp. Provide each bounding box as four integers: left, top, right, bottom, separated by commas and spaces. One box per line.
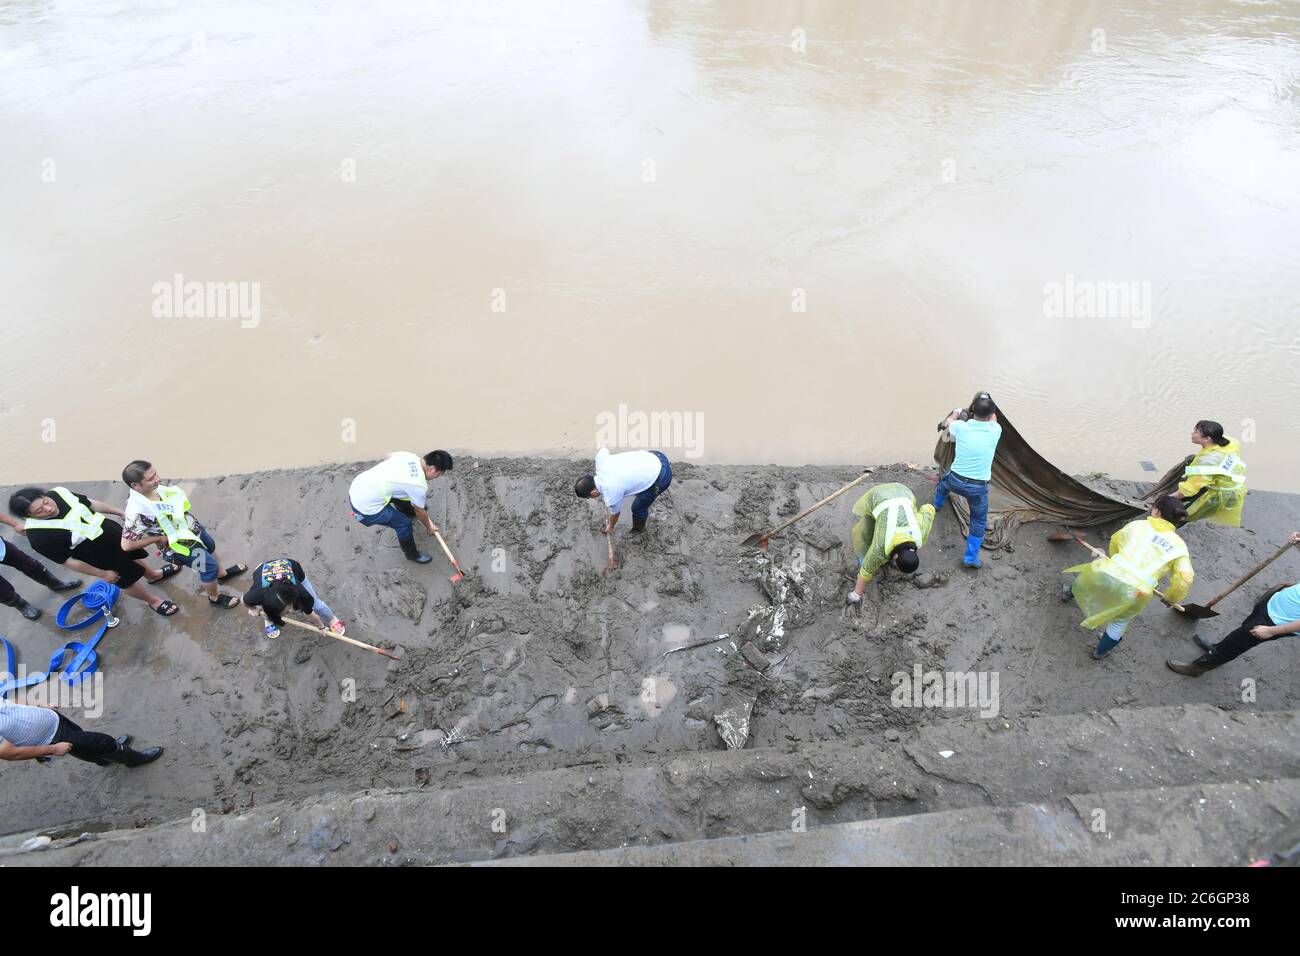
274, 614, 401, 660
1205, 540, 1299, 608
432, 529, 461, 570
764, 469, 875, 540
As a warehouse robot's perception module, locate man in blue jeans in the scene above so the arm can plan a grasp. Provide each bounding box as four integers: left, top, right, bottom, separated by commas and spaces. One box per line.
934, 392, 1002, 569
575, 447, 672, 536
348, 450, 453, 564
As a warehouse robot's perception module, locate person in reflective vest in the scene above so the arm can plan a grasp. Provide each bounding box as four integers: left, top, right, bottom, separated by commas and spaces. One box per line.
8, 486, 180, 615
1061, 496, 1195, 659
846, 482, 935, 604
121, 460, 246, 609
1170, 420, 1247, 527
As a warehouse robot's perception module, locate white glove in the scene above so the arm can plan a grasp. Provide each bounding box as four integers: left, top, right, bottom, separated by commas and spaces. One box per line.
846, 591, 861, 604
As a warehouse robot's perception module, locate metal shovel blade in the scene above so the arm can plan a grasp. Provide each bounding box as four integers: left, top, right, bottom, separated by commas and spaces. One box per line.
740, 532, 770, 549
1172, 602, 1219, 619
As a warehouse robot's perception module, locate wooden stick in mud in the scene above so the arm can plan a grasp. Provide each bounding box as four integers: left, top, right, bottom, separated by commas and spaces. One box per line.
741, 468, 874, 549
270, 614, 402, 661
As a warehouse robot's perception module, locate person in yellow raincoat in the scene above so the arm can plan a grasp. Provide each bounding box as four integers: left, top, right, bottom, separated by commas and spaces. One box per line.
1060, 496, 1194, 659
1171, 420, 1247, 526
846, 482, 935, 604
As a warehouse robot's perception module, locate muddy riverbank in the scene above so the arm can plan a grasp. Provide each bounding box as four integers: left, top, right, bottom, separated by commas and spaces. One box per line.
1, 456, 1297, 842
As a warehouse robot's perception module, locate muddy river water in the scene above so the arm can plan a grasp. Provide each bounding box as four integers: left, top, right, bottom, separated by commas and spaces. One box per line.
2, 0, 1298, 487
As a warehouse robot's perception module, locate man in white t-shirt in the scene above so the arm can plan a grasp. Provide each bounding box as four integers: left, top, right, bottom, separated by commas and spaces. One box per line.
575, 447, 673, 536
348, 450, 453, 564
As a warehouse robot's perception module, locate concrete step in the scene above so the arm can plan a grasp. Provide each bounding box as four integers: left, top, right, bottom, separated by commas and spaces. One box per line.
5, 703, 1296, 866
483, 779, 1300, 866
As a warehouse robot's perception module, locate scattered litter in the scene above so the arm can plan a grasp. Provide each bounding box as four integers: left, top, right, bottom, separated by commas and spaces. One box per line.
939, 750, 954, 758
713, 698, 755, 750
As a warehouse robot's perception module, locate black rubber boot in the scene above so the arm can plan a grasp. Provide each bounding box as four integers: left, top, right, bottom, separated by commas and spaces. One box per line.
42, 570, 82, 592
398, 537, 432, 564
1166, 650, 1222, 677
107, 737, 163, 768
5, 595, 41, 621
630, 516, 647, 534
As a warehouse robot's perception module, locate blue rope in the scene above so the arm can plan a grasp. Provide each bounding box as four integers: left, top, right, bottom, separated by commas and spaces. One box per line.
0, 582, 120, 698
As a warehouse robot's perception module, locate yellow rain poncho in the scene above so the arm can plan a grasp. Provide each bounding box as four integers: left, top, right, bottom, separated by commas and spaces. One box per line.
1066, 516, 1194, 629
1177, 438, 1247, 526
851, 482, 935, 584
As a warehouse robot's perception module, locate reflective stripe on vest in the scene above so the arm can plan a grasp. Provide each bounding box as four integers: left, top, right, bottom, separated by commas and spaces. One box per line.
151, 486, 204, 557
1185, 451, 1246, 485
871, 496, 923, 552
1109, 529, 1188, 590
24, 487, 105, 546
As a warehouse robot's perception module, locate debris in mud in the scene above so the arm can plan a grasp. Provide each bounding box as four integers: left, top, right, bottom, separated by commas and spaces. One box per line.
713, 697, 755, 750
736, 548, 819, 650
739, 642, 770, 672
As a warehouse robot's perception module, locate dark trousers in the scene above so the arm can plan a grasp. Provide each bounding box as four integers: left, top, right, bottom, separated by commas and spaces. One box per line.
50, 713, 119, 764
1213, 592, 1291, 664
350, 496, 415, 542
631, 452, 673, 522
933, 470, 990, 538
0, 543, 58, 606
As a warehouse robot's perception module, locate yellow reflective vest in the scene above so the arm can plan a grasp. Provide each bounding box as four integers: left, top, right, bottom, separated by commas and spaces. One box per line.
851, 483, 935, 584
129, 486, 204, 556
1178, 438, 1247, 527
23, 487, 105, 545
1065, 516, 1194, 629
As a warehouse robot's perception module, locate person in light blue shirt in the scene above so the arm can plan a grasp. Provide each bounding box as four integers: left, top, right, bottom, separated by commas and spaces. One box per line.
934, 392, 1003, 568
1167, 532, 1300, 676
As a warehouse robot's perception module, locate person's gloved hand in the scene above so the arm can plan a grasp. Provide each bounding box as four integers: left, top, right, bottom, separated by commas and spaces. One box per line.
846, 590, 861, 604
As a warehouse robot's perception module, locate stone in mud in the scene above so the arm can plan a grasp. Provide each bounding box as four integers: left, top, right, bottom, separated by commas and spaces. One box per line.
739, 642, 770, 672
586, 693, 610, 717
713, 697, 755, 750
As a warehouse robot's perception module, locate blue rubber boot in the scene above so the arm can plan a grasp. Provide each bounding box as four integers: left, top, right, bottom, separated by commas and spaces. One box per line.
1093, 634, 1121, 659
962, 534, 983, 568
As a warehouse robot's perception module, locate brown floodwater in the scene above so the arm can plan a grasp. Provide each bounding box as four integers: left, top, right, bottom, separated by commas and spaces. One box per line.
2, 0, 1298, 489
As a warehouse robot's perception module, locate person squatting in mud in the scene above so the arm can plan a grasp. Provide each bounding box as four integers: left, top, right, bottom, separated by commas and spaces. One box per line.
1167, 532, 1300, 677
576, 446, 673, 536
348, 450, 453, 565
241, 557, 346, 640
846, 482, 935, 605
8, 486, 179, 615
1061, 495, 1195, 660
1169, 420, 1248, 527
121, 460, 247, 612
0, 511, 81, 621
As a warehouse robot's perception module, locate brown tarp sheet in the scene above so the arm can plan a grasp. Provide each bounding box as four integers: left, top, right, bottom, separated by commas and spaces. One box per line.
932, 399, 1186, 549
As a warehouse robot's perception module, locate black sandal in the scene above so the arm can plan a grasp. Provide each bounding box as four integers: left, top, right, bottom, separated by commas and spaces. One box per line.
209, 593, 240, 609
153, 600, 179, 616
154, 563, 183, 582
217, 564, 248, 584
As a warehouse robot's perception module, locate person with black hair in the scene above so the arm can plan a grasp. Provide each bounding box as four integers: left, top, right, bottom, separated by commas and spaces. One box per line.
1061, 495, 1195, 659
1170, 420, 1247, 526
9, 487, 180, 615
348, 451, 452, 564
240, 557, 344, 640
120, 460, 246, 609
846, 482, 935, 604
934, 392, 1002, 569
0, 512, 81, 621
575, 447, 673, 535
1168, 533, 1300, 676
0, 695, 161, 768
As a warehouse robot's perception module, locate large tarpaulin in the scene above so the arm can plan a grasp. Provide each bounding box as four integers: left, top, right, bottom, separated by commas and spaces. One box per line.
932, 398, 1185, 549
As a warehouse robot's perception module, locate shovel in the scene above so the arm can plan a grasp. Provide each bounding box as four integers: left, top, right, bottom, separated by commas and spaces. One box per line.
602, 506, 617, 573
269, 614, 402, 661
432, 529, 466, 584
741, 469, 873, 550
1049, 531, 1186, 612
1175, 539, 1299, 619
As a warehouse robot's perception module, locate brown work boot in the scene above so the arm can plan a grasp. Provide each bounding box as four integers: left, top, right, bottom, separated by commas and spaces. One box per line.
1166, 652, 1220, 677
